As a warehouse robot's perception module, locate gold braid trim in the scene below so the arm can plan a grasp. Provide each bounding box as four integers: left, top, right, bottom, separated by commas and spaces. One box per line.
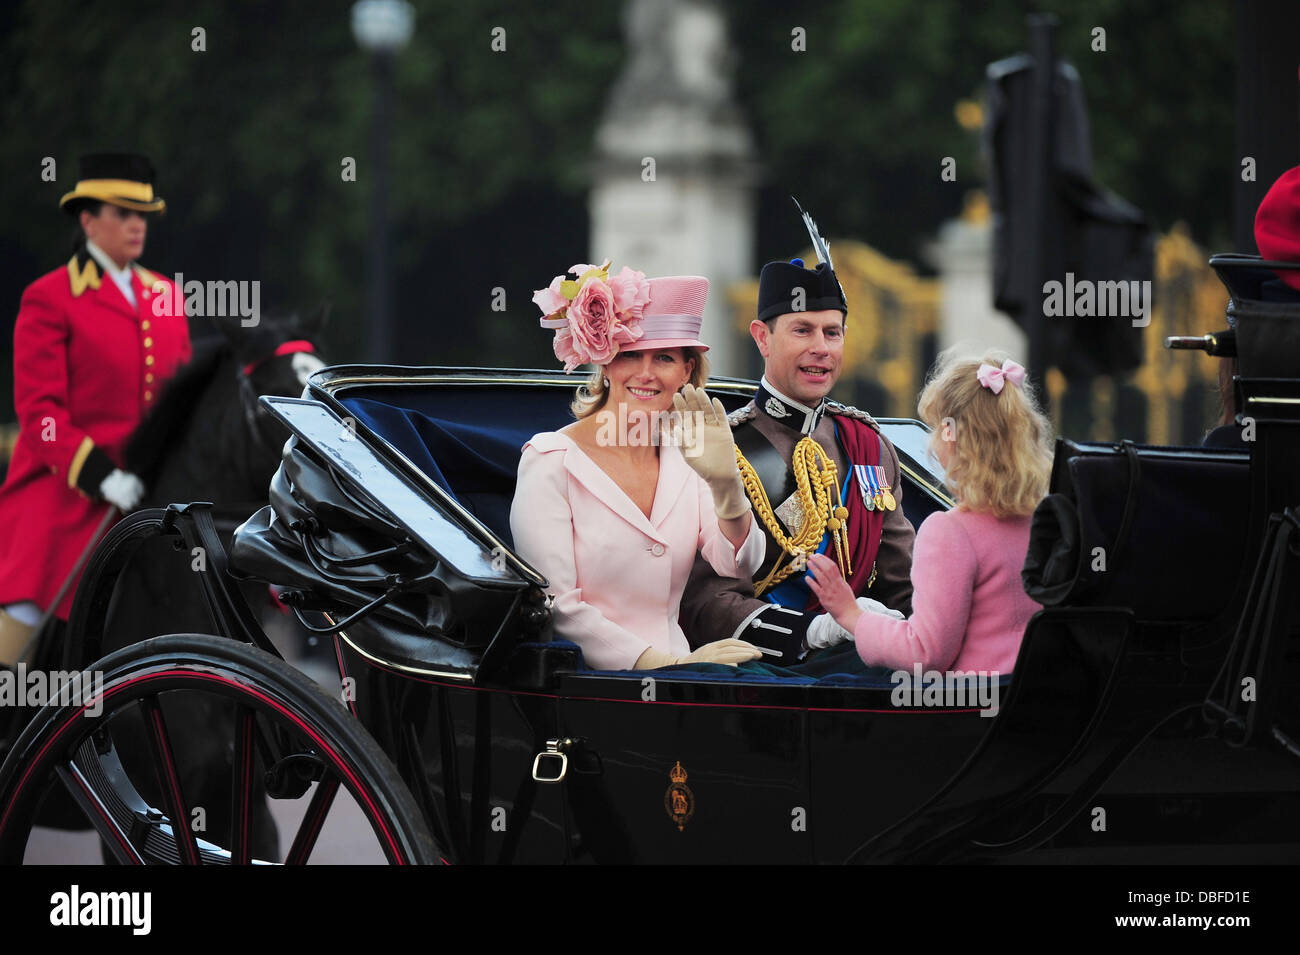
735, 437, 851, 597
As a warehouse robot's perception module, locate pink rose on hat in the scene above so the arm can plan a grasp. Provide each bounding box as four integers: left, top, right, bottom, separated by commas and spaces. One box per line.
606, 265, 653, 323
534, 259, 649, 372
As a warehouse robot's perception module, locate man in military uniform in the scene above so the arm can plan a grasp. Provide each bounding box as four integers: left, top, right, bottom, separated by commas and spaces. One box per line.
679, 252, 916, 665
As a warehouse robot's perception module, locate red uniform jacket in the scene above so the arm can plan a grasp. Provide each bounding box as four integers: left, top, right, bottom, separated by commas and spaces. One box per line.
0, 251, 190, 619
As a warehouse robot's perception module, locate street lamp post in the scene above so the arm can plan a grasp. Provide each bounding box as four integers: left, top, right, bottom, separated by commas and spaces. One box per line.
351, 0, 414, 363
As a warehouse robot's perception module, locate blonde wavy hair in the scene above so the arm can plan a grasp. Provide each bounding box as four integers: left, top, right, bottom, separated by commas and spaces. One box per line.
570, 347, 711, 420
916, 348, 1054, 518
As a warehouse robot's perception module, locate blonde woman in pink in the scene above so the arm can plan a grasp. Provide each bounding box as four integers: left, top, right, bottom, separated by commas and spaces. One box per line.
511, 261, 765, 671
805, 350, 1053, 674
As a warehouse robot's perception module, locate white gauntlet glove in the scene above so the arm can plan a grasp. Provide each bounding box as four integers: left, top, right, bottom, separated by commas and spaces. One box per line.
672, 384, 750, 520
856, 596, 905, 621
99, 469, 145, 512
806, 612, 853, 650
806, 597, 906, 651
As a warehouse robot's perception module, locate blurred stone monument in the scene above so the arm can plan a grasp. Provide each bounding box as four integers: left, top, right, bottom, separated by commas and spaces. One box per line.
926, 191, 1027, 360
590, 0, 758, 376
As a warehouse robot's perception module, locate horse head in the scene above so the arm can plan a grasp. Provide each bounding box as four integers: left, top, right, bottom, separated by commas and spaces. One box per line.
213, 306, 329, 473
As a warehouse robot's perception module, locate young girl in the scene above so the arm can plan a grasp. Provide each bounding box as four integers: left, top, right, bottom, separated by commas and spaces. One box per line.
805, 350, 1053, 674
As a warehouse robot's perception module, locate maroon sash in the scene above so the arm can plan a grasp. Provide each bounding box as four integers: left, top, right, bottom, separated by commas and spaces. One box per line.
804, 416, 885, 613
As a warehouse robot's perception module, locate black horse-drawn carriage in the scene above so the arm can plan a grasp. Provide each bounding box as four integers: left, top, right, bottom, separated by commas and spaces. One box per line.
1, 256, 1298, 864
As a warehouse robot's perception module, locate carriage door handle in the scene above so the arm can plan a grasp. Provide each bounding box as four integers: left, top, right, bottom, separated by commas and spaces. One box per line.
532, 737, 574, 783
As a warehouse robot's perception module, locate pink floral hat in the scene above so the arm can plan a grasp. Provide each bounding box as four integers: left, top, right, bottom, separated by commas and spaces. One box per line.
533, 259, 709, 372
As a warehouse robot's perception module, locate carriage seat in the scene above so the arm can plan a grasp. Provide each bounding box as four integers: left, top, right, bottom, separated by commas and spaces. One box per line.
338, 386, 572, 547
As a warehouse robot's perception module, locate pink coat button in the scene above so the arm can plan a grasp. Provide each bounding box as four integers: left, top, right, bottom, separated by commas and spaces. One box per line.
650, 542, 666, 557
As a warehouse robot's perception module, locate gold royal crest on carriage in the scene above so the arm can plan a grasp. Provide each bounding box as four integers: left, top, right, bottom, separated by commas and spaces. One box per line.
664, 761, 695, 831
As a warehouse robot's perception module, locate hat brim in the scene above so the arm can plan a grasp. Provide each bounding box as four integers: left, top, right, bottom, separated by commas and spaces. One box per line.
619, 338, 709, 353
60, 189, 166, 214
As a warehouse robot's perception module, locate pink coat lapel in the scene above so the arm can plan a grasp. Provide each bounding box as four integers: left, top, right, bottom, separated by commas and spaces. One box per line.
533, 432, 686, 544
649, 443, 692, 529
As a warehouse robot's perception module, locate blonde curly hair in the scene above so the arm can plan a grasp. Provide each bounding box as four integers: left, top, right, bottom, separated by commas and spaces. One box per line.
917, 348, 1054, 518
570, 347, 711, 420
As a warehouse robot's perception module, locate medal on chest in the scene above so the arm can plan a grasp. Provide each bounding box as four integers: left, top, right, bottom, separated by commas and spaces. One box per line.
853, 464, 896, 512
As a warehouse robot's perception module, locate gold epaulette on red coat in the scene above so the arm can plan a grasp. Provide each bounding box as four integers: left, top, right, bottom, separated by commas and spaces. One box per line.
133, 264, 163, 288
67, 255, 101, 298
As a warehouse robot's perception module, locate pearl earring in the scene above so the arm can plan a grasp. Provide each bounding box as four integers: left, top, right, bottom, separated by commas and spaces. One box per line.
603, 377, 610, 387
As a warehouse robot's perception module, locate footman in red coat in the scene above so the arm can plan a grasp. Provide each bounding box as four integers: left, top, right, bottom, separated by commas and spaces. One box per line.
0, 154, 190, 661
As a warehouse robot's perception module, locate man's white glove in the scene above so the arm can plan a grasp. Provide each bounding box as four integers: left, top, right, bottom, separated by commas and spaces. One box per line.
672, 384, 750, 519
806, 597, 906, 650
856, 596, 905, 621
634, 638, 763, 669
99, 469, 145, 512
806, 612, 852, 650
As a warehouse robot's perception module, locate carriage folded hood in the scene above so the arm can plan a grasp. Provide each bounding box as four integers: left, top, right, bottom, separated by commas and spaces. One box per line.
230, 397, 540, 672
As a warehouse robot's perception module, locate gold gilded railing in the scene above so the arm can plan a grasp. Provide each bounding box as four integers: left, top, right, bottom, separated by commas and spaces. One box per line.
728, 240, 941, 419
1043, 223, 1227, 445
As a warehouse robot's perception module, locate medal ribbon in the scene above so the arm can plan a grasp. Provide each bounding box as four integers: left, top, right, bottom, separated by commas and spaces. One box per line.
804, 420, 885, 614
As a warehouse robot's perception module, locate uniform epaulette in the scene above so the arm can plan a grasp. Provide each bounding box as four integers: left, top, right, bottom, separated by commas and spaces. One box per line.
826, 401, 880, 430
133, 264, 162, 288
727, 404, 757, 427
67, 254, 101, 298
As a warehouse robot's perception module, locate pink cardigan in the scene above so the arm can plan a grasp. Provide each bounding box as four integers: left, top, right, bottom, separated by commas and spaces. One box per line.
510, 432, 765, 670
853, 508, 1038, 674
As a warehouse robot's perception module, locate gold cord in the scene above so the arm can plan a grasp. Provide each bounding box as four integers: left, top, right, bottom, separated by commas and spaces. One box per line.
735, 437, 852, 596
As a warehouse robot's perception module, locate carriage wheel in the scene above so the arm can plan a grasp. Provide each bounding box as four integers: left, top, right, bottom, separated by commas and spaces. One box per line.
0, 633, 438, 865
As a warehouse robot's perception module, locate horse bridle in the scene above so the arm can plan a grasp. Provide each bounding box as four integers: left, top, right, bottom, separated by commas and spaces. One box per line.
236, 339, 318, 460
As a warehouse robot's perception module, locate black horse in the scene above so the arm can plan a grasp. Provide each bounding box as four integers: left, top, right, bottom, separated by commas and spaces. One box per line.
92, 309, 327, 860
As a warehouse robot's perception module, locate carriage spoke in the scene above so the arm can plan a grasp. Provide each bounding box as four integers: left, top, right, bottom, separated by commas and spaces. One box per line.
139, 695, 201, 865
285, 775, 340, 865
230, 706, 256, 865
54, 761, 145, 865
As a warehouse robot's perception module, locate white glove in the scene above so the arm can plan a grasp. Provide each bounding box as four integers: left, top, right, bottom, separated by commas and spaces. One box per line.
99, 469, 145, 512
856, 596, 905, 621
671, 384, 750, 519
634, 638, 763, 669
806, 597, 906, 650
806, 612, 853, 650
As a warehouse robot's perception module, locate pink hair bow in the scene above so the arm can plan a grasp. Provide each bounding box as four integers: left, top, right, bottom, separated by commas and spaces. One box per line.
976, 359, 1027, 395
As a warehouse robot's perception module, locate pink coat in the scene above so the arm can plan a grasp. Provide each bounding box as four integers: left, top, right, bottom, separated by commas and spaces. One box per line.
510, 432, 765, 670
853, 508, 1038, 674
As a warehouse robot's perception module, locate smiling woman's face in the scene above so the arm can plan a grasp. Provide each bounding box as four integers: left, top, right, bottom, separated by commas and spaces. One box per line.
604, 348, 695, 416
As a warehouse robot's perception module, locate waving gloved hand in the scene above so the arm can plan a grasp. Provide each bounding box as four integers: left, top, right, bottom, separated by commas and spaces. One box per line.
99, 469, 145, 512
671, 384, 749, 519
634, 638, 763, 669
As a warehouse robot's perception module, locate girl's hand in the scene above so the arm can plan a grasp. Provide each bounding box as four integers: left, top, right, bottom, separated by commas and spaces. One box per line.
805, 553, 863, 636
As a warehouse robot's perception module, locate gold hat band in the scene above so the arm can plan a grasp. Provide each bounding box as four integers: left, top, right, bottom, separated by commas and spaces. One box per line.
59, 178, 165, 213
69, 179, 155, 201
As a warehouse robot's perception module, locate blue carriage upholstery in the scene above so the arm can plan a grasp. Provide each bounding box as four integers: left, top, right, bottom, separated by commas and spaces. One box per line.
339, 386, 577, 547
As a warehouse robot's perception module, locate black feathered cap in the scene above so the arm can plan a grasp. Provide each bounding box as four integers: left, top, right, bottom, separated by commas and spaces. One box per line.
756, 258, 847, 323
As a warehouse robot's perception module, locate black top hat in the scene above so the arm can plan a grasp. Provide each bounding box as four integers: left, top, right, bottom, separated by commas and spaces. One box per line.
756, 258, 847, 323
59, 153, 165, 214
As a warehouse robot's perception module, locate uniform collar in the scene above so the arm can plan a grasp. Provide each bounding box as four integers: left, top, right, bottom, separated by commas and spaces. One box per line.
756, 377, 826, 435
85, 240, 138, 309
84, 240, 133, 282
